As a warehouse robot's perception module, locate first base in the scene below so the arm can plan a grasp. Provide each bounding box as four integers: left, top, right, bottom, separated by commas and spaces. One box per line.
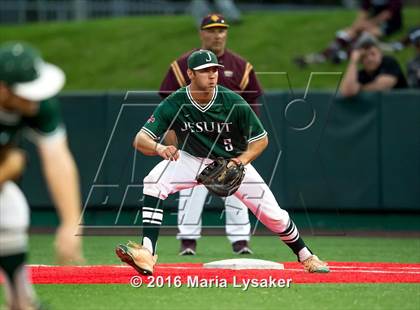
203, 258, 284, 270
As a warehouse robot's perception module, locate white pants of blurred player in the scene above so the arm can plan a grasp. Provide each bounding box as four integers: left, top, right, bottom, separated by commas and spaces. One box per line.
177, 186, 251, 243
0, 181, 38, 309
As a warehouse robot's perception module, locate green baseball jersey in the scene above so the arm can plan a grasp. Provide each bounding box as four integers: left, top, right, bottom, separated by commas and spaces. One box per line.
0, 97, 64, 149
142, 85, 267, 158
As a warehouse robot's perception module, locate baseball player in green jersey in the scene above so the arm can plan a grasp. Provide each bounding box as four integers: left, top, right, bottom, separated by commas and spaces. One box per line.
0, 42, 84, 309
160, 14, 262, 255
116, 50, 329, 274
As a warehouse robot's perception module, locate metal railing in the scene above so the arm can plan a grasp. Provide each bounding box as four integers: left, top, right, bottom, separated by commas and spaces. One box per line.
0, 0, 189, 24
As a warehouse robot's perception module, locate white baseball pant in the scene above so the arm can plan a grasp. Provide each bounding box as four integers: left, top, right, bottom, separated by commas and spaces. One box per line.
0, 181, 38, 309
177, 185, 251, 243
143, 151, 290, 235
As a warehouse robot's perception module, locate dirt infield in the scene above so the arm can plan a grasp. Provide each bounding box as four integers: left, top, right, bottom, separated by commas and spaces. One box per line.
4, 262, 417, 284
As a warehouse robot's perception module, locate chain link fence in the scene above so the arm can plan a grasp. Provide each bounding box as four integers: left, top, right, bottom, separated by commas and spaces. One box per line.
0, 0, 189, 24
1, 0, 418, 24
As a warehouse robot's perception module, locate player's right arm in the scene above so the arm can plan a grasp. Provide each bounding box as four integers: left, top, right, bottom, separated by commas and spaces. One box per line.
37, 136, 84, 264
26, 98, 84, 264
133, 131, 179, 161
133, 99, 179, 160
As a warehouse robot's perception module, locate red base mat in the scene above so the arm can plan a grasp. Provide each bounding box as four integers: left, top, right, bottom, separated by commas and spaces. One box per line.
1, 262, 417, 284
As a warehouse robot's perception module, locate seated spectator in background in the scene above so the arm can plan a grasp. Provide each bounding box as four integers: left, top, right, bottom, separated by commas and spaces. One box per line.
340, 35, 407, 97
378, 25, 420, 52
407, 27, 420, 88
295, 0, 403, 66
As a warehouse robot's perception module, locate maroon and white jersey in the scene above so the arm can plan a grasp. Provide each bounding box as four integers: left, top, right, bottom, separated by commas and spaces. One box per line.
159, 48, 263, 114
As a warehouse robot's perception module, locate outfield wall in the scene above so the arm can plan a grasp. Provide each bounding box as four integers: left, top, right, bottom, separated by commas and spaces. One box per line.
20, 91, 420, 226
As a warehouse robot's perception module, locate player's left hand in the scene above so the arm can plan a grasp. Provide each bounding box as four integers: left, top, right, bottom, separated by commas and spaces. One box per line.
55, 224, 85, 265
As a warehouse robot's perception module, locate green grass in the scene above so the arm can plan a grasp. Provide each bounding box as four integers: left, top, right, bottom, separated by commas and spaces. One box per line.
1, 9, 419, 91
27, 235, 420, 264
1, 235, 419, 309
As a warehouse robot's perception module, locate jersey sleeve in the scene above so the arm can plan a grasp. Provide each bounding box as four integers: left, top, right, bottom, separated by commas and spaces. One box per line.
24, 98, 66, 144
235, 99, 267, 144
241, 67, 263, 115
141, 100, 174, 140
159, 60, 188, 99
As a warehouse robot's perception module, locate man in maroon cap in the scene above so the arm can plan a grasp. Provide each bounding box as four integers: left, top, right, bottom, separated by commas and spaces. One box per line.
159, 13, 263, 256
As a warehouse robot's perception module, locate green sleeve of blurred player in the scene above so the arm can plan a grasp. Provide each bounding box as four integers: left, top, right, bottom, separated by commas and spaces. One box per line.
24, 97, 65, 140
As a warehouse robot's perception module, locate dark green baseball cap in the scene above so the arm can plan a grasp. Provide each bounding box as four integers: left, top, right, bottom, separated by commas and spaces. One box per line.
0, 42, 65, 101
187, 49, 224, 71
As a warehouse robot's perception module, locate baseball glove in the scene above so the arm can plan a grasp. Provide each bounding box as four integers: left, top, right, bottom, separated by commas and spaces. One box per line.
196, 158, 245, 197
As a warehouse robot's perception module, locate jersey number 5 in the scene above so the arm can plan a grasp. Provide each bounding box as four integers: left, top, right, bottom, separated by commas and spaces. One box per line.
224, 138, 233, 152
